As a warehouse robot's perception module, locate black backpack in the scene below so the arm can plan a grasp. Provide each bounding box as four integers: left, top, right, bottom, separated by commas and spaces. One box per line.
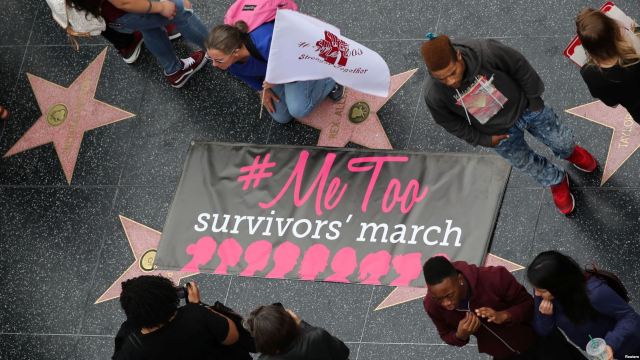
585, 265, 630, 303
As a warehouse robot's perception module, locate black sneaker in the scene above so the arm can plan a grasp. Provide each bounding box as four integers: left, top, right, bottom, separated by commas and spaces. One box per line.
328, 83, 344, 102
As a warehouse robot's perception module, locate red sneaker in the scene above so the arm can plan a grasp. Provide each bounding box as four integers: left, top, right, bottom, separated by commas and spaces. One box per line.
0, 105, 10, 121
165, 24, 182, 40
550, 175, 575, 215
165, 50, 208, 88
566, 145, 597, 173
118, 31, 144, 64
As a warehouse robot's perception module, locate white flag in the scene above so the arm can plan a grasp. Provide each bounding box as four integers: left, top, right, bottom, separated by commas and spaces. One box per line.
265, 10, 391, 97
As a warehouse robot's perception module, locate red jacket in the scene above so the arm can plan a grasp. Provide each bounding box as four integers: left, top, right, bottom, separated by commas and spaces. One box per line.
423, 261, 535, 359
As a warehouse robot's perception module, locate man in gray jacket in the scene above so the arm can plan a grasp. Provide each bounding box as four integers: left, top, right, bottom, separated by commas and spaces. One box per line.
421, 35, 596, 215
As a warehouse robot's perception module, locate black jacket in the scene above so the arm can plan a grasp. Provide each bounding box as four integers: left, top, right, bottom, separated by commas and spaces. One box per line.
259, 321, 350, 360
424, 39, 545, 147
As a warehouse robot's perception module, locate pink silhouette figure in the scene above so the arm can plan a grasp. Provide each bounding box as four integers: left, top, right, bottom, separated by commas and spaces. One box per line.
266, 241, 301, 279
298, 244, 331, 281
214, 238, 243, 275
240, 240, 273, 276
325, 247, 357, 283
358, 250, 392, 285
390, 252, 423, 286
180, 236, 217, 273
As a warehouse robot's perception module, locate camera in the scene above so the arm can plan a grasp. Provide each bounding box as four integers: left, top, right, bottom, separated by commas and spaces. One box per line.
176, 284, 189, 300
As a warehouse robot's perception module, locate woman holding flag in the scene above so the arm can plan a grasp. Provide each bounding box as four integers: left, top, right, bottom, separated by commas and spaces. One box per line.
205, 20, 344, 124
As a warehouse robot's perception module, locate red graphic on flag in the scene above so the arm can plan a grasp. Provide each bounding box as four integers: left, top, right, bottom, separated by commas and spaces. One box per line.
315, 31, 349, 67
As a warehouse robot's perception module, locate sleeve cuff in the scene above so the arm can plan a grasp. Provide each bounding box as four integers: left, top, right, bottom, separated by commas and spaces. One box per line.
527, 97, 544, 112
478, 135, 493, 147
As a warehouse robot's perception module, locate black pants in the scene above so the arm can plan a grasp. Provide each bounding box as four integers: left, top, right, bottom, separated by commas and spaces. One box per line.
101, 27, 134, 50
500, 329, 586, 360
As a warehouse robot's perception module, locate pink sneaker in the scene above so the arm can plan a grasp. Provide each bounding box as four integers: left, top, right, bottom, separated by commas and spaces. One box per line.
165, 50, 208, 88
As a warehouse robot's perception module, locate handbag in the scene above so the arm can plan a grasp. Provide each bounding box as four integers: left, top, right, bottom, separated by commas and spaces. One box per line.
45, 0, 106, 50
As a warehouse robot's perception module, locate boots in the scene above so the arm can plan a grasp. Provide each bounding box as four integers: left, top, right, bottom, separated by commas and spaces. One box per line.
566, 145, 597, 172
550, 174, 575, 215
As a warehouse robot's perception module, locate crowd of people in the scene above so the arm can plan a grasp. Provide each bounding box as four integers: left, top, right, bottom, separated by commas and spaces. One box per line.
40, 0, 638, 215
31, 1, 640, 359
112, 250, 640, 360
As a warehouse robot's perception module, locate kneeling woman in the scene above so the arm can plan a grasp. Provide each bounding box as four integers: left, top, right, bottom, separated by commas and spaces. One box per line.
206, 21, 343, 124
527, 251, 640, 360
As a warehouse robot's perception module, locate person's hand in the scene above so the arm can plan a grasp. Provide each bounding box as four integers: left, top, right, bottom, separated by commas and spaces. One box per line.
605, 345, 613, 360
490, 134, 509, 147
159, 1, 177, 19
186, 281, 201, 304
475, 307, 510, 324
262, 81, 274, 90
183, 0, 192, 10
261, 88, 280, 113
539, 299, 553, 315
455, 312, 481, 341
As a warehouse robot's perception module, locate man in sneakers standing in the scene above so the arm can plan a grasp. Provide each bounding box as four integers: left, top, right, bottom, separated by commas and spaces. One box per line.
420, 35, 596, 214
69, 0, 208, 88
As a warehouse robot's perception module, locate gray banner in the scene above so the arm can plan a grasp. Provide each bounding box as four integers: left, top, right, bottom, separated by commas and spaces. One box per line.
155, 142, 511, 287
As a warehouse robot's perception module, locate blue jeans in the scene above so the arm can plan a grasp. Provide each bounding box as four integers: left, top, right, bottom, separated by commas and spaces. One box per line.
494, 106, 575, 187
269, 78, 336, 124
109, 0, 208, 74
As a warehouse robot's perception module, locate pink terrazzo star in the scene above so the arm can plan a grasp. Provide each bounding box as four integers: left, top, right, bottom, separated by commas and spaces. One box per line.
95, 216, 196, 304
3, 48, 134, 184
566, 101, 640, 185
374, 254, 524, 310
298, 69, 418, 149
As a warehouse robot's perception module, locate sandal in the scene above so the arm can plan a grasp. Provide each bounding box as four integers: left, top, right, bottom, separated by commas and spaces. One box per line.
0, 106, 9, 120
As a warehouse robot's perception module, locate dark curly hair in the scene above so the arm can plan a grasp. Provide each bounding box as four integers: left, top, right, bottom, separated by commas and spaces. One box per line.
119, 275, 179, 328
65, 0, 102, 19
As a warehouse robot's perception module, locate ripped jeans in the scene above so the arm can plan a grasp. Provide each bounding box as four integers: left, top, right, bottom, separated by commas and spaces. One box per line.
494, 106, 575, 187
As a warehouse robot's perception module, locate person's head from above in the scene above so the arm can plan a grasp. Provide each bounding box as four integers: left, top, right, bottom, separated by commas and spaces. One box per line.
527, 250, 595, 323
576, 8, 640, 67
119, 275, 179, 329
421, 35, 466, 89
206, 21, 251, 70
244, 304, 301, 355
66, 0, 101, 18
423, 256, 466, 311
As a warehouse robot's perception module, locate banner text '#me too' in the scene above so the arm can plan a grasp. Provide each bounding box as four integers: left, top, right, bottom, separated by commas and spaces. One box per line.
195, 150, 463, 247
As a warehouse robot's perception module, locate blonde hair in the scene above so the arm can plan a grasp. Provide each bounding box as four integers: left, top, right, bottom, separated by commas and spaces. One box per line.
576, 8, 640, 67
205, 21, 249, 54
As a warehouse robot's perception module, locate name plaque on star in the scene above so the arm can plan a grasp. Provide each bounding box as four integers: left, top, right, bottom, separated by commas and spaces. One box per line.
154, 143, 510, 287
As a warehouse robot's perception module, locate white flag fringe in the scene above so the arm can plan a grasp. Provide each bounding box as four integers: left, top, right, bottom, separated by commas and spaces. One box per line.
265, 10, 391, 97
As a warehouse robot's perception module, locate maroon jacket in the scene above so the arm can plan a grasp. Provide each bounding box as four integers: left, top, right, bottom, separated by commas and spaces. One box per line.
423, 261, 535, 359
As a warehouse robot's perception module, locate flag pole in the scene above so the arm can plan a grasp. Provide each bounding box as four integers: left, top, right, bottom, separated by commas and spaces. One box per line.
259, 89, 265, 119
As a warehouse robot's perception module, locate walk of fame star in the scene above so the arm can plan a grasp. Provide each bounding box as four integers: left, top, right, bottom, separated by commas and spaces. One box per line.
298, 69, 418, 149
95, 216, 196, 304
566, 101, 640, 185
3, 48, 134, 184
374, 254, 524, 310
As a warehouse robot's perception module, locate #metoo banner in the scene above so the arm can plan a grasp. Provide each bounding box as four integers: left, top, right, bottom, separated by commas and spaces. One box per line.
154, 143, 510, 287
